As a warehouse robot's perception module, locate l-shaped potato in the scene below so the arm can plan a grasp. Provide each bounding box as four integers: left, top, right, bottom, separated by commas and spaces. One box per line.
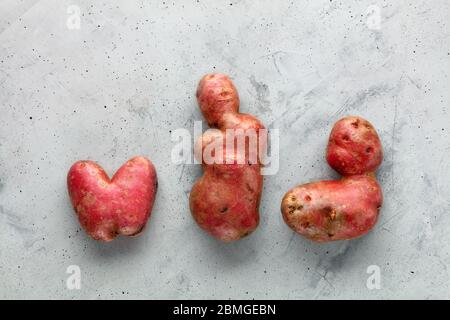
281, 116, 383, 242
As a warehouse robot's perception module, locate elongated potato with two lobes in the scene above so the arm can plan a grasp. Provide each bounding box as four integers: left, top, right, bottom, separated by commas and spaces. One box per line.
281, 116, 383, 242
190, 74, 266, 242
67, 156, 157, 241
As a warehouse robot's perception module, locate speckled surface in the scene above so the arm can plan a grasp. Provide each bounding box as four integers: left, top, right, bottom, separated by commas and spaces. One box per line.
1, 0, 449, 299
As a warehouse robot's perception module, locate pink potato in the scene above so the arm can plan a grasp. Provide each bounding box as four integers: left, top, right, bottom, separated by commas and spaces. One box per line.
67, 156, 157, 241
190, 74, 266, 242
281, 175, 382, 242
326, 116, 383, 176
281, 116, 383, 242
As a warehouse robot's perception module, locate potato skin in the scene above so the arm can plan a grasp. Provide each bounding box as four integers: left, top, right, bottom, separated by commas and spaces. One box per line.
190, 162, 262, 242
281, 116, 383, 242
326, 116, 383, 176
281, 175, 382, 242
196, 73, 240, 127
190, 73, 265, 242
67, 156, 157, 242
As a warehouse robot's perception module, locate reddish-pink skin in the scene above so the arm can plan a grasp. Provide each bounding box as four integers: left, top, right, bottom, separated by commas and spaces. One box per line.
190, 73, 265, 242
196, 73, 240, 127
67, 156, 157, 242
281, 116, 383, 242
326, 116, 383, 176
281, 175, 382, 242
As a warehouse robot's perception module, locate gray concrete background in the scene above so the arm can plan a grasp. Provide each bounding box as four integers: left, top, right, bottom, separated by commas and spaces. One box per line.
0, 0, 449, 299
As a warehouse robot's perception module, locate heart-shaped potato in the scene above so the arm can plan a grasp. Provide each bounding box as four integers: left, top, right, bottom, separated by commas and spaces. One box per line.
67, 156, 157, 241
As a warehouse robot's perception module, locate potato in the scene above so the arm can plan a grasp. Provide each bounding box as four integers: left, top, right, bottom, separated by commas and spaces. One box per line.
326, 116, 383, 176
281, 116, 383, 242
196, 73, 240, 127
190, 73, 265, 242
281, 175, 382, 242
67, 156, 157, 241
